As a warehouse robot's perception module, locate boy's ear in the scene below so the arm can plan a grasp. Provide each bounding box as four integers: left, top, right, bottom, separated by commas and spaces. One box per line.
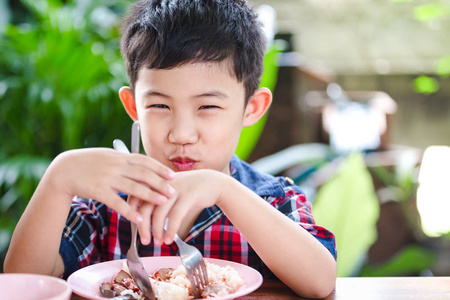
242, 87, 273, 127
119, 86, 138, 121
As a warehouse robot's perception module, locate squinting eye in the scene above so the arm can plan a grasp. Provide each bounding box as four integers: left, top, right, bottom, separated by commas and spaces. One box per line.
199, 105, 220, 110
149, 104, 169, 109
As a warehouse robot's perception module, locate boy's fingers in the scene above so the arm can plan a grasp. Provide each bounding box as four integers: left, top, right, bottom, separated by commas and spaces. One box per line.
128, 196, 152, 245
128, 154, 175, 180
121, 167, 175, 200
127, 195, 140, 211
136, 202, 154, 245
115, 177, 169, 205
151, 200, 175, 245
105, 192, 142, 224
164, 207, 187, 245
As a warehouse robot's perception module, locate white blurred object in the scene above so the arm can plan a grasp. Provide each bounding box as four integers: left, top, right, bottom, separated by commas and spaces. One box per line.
417, 146, 450, 237
321, 85, 395, 154
257, 5, 277, 43
323, 102, 386, 154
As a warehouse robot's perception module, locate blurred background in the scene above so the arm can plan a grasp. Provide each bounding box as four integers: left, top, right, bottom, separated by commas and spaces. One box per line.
1, 0, 450, 278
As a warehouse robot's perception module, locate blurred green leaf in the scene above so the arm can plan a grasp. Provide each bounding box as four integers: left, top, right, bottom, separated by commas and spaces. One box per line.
0, 230, 11, 258
369, 150, 419, 203
313, 153, 380, 277
413, 75, 439, 94
0, 155, 50, 184
359, 245, 436, 276
414, 3, 450, 22
436, 55, 450, 77
405, 0, 450, 96
235, 42, 283, 160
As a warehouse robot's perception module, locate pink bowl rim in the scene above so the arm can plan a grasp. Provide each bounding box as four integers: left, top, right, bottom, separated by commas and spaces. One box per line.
0, 273, 72, 299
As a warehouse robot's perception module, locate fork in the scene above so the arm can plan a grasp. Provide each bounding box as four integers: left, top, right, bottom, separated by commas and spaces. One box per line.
112, 122, 155, 300
165, 219, 209, 298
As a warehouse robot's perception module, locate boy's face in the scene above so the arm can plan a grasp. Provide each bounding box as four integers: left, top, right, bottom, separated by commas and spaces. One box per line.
120, 62, 258, 174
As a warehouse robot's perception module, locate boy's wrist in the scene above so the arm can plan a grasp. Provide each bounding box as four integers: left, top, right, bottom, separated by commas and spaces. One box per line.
214, 172, 240, 209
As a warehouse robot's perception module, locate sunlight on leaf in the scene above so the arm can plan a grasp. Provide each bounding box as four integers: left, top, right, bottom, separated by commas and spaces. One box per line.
413, 75, 439, 94
436, 55, 450, 77
414, 3, 449, 22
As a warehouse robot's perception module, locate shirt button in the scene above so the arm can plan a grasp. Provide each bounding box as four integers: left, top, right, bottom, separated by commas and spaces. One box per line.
285, 177, 294, 185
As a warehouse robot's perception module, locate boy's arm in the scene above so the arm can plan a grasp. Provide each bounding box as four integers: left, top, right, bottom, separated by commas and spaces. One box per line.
156, 170, 336, 299
4, 148, 175, 276
217, 176, 336, 298
4, 165, 71, 276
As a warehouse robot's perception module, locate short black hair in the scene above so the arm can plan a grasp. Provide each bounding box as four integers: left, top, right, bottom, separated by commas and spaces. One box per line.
120, 0, 267, 102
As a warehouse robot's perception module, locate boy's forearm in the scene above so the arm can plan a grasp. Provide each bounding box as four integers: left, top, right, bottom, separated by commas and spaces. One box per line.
217, 178, 336, 298
4, 161, 72, 277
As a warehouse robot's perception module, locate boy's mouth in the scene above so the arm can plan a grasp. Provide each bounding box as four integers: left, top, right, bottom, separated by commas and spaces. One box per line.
171, 157, 196, 171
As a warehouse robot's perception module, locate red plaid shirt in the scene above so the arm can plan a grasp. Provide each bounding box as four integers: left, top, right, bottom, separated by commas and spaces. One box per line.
60, 155, 336, 278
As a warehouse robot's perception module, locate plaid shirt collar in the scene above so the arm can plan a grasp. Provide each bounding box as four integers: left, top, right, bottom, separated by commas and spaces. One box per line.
185, 155, 286, 242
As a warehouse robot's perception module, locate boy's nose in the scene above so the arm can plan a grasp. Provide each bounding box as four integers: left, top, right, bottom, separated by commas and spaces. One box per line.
168, 115, 198, 145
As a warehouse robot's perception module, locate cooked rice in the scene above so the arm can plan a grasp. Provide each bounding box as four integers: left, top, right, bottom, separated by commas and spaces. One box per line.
116, 260, 244, 300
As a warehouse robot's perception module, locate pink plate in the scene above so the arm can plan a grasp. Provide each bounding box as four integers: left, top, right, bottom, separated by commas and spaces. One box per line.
68, 256, 263, 300
0, 273, 72, 300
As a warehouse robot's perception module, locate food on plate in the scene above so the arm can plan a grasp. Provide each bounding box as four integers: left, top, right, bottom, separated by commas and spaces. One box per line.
100, 260, 245, 299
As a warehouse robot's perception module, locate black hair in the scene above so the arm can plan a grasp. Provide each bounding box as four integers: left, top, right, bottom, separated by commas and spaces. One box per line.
120, 0, 267, 102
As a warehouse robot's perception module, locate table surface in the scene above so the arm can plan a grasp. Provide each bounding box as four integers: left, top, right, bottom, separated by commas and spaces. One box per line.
71, 276, 450, 300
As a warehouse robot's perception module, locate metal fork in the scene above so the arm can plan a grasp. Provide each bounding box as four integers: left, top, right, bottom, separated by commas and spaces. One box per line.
165, 219, 209, 298
113, 122, 155, 300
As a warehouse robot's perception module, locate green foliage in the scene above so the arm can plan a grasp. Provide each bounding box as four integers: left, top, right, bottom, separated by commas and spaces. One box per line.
413, 75, 440, 95
313, 153, 380, 277
369, 152, 419, 204
0, 0, 131, 261
0, 155, 51, 257
359, 245, 436, 276
404, 1, 450, 94
235, 41, 283, 161
436, 55, 450, 77
414, 2, 450, 22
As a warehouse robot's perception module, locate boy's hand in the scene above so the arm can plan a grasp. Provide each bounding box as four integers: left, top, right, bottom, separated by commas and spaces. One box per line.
50, 148, 175, 225
148, 169, 230, 245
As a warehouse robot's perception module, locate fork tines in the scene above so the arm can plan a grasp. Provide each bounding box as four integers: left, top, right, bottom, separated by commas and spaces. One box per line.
183, 258, 208, 298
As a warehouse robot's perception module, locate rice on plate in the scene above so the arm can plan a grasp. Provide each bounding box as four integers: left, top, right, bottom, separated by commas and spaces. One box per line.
100, 260, 245, 299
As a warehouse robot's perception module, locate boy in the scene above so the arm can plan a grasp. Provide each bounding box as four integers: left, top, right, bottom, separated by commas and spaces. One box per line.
4, 0, 337, 297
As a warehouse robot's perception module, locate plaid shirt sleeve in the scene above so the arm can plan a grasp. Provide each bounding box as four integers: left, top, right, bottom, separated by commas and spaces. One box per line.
268, 178, 337, 260
59, 196, 110, 278
59, 195, 177, 279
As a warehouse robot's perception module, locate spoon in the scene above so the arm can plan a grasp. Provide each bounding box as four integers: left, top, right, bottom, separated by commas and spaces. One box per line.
113, 122, 155, 300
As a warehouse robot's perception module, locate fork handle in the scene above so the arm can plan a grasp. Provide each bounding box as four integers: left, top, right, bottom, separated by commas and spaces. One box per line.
173, 233, 182, 245
130, 216, 138, 249
130, 121, 140, 248
164, 218, 181, 244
